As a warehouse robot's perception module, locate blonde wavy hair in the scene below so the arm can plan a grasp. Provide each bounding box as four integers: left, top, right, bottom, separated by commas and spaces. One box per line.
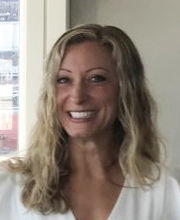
5, 24, 164, 214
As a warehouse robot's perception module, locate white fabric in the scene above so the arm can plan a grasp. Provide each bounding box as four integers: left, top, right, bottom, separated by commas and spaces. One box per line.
0, 168, 180, 220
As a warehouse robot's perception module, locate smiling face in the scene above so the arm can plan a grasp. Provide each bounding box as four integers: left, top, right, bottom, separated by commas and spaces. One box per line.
56, 41, 119, 141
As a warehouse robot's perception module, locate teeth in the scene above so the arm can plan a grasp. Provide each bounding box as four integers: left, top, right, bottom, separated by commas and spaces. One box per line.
69, 111, 95, 119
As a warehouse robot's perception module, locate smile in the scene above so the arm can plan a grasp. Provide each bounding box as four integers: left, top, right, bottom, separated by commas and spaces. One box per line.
69, 111, 96, 119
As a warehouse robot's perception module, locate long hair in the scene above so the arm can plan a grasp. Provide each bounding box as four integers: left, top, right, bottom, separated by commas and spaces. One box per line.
5, 24, 164, 214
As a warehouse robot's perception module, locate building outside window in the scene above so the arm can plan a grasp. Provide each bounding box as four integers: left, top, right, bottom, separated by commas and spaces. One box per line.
0, 0, 19, 154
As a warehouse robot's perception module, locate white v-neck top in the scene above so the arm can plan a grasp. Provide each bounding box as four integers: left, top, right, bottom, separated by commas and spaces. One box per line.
0, 168, 180, 220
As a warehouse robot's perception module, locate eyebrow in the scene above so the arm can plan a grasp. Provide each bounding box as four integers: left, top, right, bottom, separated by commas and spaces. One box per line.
58, 67, 110, 73
58, 68, 72, 73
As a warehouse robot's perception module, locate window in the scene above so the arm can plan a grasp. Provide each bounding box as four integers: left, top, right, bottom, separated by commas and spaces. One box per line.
0, 0, 19, 155
0, 0, 69, 158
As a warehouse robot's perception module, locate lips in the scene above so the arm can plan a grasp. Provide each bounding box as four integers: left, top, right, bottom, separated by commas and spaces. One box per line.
68, 111, 96, 119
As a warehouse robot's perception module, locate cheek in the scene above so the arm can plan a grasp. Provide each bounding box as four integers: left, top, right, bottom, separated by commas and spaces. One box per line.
93, 85, 118, 106
106, 90, 119, 115
55, 88, 61, 104
98, 91, 119, 118
55, 88, 66, 107
55, 98, 65, 119
101, 87, 118, 104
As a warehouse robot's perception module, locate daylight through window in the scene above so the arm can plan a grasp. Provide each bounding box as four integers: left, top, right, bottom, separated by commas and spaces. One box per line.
0, 0, 19, 155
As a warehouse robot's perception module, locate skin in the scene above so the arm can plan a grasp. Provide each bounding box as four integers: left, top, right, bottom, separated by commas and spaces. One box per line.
56, 41, 123, 220
56, 41, 119, 141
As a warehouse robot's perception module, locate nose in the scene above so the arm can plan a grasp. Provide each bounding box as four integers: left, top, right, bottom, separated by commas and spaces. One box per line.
70, 80, 88, 104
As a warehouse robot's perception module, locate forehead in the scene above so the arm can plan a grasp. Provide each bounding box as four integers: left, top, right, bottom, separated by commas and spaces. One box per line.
65, 40, 111, 54
61, 41, 114, 69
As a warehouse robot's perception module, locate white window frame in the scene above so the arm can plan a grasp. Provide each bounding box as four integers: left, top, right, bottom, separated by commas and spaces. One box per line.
0, 0, 70, 159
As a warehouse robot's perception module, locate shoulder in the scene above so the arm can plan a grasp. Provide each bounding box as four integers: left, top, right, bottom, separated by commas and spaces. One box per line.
161, 175, 180, 219
143, 174, 180, 219
0, 167, 72, 220
0, 166, 20, 202
0, 159, 25, 190
163, 174, 180, 193
0, 166, 25, 218
122, 173, 180, 220
0, 166, 16, 188
154, 173, 180, 199
0, 164, 22, 183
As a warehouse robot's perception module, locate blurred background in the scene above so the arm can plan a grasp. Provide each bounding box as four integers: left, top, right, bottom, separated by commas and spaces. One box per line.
0, 0, 19, 154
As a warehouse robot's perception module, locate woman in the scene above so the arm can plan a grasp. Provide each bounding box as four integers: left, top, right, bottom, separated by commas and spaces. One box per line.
0, 24, 180, 220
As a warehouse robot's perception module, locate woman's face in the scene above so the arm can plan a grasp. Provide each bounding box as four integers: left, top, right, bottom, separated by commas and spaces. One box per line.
56, 41, 119, 140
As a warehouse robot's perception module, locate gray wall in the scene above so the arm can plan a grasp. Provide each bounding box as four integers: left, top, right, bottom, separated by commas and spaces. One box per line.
71, 0, 180, 180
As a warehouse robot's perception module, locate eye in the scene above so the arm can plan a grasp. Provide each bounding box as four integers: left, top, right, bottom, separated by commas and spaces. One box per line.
56, 76, 70, 84
90, 75, 106, 83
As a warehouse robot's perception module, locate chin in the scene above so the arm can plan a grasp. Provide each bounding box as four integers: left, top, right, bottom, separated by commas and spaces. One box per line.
68, 133, 93, 140
66, 129, 97, 140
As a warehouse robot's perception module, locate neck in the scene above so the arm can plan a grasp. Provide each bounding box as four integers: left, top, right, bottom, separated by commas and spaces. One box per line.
68, 133, 119, 179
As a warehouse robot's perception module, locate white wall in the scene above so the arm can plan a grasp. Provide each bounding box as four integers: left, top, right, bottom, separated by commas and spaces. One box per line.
71, 0, 180, 180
